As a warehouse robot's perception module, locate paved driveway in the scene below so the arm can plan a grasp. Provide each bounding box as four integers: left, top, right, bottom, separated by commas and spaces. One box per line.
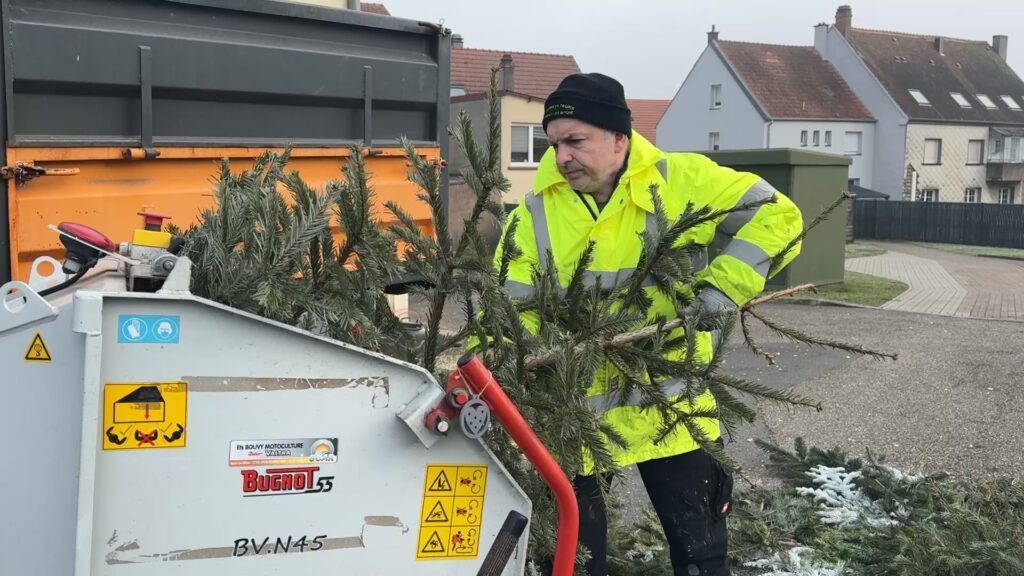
846, 241, 1024, 321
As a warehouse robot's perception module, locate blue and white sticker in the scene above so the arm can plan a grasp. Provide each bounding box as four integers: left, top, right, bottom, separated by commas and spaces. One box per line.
118, 315, 180, 344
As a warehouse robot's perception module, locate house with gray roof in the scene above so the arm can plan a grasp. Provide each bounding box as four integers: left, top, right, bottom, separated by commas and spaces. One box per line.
658, 28, 877, 188
815, 5, 1024, 204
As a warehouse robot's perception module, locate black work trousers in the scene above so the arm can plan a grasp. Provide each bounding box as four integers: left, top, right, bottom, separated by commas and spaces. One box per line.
574, 448, 732, 576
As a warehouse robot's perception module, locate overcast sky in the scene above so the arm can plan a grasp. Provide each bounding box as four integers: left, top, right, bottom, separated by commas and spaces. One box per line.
378, 0, 1024, 100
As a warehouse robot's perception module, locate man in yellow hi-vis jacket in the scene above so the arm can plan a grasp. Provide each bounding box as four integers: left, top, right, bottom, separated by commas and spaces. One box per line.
496, 73, 803, 576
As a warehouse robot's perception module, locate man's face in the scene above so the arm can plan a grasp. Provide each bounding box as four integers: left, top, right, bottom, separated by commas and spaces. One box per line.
545, 118, 628, 195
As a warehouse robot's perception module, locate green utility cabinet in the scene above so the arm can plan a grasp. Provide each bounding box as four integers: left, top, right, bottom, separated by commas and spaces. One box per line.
704, 149, 851, 288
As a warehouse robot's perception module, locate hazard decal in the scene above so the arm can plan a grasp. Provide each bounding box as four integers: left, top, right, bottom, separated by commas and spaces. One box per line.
415, 464, 487, 560
24, 333, 52, 362
102, 382, 187, 450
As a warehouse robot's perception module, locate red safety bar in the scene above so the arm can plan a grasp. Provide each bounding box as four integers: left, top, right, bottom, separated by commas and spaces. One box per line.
451, 354, 579, 576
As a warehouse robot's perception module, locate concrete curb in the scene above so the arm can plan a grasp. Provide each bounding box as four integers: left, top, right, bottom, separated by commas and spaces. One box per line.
775, 297, 879, 310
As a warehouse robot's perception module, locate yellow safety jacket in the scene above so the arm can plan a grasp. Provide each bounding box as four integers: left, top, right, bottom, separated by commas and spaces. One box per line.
497, 132, 802, 474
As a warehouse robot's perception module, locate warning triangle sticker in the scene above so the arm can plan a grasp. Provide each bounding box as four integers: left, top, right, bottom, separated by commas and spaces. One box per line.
425, 500, 449, 523
427, 470, 452, 493
24, 333, 52, 362
421, 531, 445, 554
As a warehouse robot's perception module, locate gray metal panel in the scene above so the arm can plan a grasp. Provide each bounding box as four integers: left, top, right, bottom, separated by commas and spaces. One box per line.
0, 290, 87, 576
3, 0, 449, 147
1, 271, 529, 576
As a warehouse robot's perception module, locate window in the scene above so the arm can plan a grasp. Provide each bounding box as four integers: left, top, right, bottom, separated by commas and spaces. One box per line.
800, 130, 808, 147
967, 140, 985, 165
908, 89, 931, 106
710, 84, 722, 109
824, 131, 832, 147
999, 187, 1015, 204
976, 94, 998, 110
950, 92, 972, 108
1001, 95, 1022, 111
708, 132, 720, 151
812, 130, 820, 147
924, 138, 942, 165
963, 187, 980, 203
844, 131, 862, 155
511, 124, 548, 165
1011, 136, 1022, 162
992, 137, 1004, 158
451, 86, 467, 97
918, 188, 939, 202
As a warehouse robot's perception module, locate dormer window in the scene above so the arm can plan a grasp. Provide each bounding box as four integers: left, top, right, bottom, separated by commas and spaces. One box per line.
976, 94, 998, 110
950, 92, 972, 109
908, 89, 931, 106
1000, 95, 1022, 111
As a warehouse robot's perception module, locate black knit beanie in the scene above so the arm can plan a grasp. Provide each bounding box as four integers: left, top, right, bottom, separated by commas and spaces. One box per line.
543, 73, 632, 136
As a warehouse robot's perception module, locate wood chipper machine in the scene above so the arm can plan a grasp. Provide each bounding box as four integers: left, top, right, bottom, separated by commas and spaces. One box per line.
0, 217, 579, 575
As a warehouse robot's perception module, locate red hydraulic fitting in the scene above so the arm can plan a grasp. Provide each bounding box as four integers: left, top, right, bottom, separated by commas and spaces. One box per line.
425, 408, 451, 435
448, 386, 471, 409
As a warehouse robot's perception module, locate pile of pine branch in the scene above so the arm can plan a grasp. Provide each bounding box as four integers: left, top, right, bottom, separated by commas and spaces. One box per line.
607, 438, 1024, 576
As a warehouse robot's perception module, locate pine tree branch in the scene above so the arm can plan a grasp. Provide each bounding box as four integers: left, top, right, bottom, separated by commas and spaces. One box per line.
744, 307, 897, 361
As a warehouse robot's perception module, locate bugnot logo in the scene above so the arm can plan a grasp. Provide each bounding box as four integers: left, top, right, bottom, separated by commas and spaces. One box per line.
241, 466, 334, 497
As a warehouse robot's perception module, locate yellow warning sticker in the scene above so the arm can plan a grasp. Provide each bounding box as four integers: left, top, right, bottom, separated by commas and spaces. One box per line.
24, 333, 52, 362
417, 527, 450, 558
102, 382, 187, 450
452, 496, 484, 527
424, 466, 456, 495
421, 497, 452, 524
416, 464, 487, 560
454, 466, 488, 496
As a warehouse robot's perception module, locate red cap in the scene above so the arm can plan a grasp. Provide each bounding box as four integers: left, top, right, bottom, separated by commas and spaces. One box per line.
137, 210, 171, 231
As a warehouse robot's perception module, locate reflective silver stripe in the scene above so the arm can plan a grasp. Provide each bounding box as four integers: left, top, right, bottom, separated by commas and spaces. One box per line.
711, 231, 730, 251
504, 280, 535, 298
524, 192, 551, 271
587, 377, 691, 413
720, 237, 771, 277
645, 209, 658, 237
581, 270, 660, 289
692, 246, 709, 271
655, 158, 668, 182
721, 179, 776, 235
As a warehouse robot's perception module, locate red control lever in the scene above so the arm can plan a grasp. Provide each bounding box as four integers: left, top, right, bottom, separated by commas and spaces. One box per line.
451, 354, 579, 576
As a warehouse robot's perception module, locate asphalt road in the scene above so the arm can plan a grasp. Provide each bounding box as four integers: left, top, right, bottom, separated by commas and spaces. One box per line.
620, 301, 1024, 522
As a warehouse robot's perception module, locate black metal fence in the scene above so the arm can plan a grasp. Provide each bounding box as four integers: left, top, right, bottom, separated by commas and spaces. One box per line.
853, 200, 1024, 248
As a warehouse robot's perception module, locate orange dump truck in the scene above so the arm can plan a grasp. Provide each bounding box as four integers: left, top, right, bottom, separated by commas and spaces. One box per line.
0, 0, 450, 284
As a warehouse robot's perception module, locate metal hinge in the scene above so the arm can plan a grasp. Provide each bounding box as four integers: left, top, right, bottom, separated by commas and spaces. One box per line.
0, 163, 80, 184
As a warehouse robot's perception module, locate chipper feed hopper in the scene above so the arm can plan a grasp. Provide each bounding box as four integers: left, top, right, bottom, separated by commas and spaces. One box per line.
1, 218, 578, 576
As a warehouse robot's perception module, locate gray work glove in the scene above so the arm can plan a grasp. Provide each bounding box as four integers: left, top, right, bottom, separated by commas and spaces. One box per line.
681, 286, 738, 331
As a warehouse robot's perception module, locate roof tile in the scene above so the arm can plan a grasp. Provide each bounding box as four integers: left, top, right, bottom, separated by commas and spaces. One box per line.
359, 3, 389, 15
451, 47, 581, 99
846, 28, 1024, 123
626, 99, 671, 144
717, 40, 874, 120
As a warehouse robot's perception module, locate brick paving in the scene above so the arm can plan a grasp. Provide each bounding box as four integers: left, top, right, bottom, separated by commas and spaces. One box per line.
845, 241, 1024, 321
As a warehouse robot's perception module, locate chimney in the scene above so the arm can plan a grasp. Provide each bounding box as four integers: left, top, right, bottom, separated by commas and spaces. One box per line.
993, 35, 1008, 60
835, 5, 852, 36
451, 34, 464, 48
499, 54, 514, 92
707, 25, 719, 45
934, 36, 944, 54
346, 0, 360, 10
